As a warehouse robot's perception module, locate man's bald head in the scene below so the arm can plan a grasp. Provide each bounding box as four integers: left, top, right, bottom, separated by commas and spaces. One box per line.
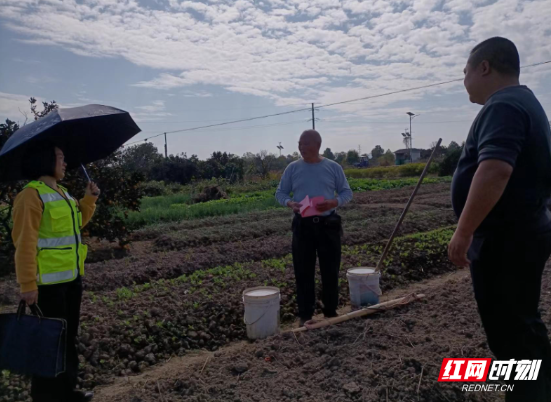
299, 129, 322, 161
300, 130, 322, 146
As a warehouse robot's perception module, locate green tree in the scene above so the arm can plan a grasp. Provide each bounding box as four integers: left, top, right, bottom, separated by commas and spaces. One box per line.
149, 153, 199, 184
271, 156, 289, 172
346, 149, 360, 165
121, 142, 163, 177
322, 148, 335, 160
244, 150, 277, 179
335, 152, 347, 165
448, 141, 461, 152
429, 141, 447, 159
64, 152, 144, 247
30, 97, 58, 119
378, 149, 395, 166
200, 151, 244, 182
0, 119, 23, 271
371, 145, 384, 160
439, 145, 463, 176
285, 153, 300, 165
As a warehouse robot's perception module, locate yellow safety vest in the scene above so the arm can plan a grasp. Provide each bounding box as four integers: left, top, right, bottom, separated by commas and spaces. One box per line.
24, 181, 88, 286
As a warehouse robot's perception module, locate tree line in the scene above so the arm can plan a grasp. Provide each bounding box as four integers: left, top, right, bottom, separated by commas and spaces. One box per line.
0, 98, 464, 258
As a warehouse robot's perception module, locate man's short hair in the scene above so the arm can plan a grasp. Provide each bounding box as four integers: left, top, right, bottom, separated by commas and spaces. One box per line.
301, 129, 322, 145
469, 37, 520, 78
21, 142, 57, 180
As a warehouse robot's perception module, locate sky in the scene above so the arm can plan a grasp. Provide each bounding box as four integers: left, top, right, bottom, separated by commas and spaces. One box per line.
1, 0, 550, 159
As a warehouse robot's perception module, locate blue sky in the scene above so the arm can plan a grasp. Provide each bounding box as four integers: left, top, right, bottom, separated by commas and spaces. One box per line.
1, 0, 550, 159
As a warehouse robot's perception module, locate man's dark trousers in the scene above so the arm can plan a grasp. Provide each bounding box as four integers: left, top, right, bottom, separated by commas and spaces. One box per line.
31, 276, 83, 402
469, 229, 551, 401
292, 213, 342, 320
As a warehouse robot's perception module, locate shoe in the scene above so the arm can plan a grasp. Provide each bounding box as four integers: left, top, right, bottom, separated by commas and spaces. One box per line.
323, 310, 338, 318
84, 392, 94, 402
299, 317, 312, 327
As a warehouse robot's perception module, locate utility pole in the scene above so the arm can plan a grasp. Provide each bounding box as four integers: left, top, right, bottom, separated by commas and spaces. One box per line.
311, 103, 315, 130
164, 132, 168, 158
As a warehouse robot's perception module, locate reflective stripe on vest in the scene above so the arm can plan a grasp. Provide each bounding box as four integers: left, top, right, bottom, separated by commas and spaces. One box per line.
41, 269, 75, 284
39, 192, 66, 204
37, 234, 81, 248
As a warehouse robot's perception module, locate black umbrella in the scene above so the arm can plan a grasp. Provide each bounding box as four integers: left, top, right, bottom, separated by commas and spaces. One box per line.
0, 104, 141, 181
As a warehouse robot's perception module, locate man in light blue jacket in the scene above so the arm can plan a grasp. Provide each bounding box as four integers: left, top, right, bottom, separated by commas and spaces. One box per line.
276, 130, 353, 326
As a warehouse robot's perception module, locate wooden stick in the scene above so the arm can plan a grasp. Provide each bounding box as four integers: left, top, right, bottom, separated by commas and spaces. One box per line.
291, 293, 425, 332
417, 366, 424, 401
200, 357, 210, 375
292, 331, 301, 345
157, 381, 165, 402
375, 138, 442, 272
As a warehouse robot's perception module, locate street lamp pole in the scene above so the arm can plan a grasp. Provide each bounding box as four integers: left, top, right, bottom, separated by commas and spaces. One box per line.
277, 142, 284, 157
406, 112, 418, 163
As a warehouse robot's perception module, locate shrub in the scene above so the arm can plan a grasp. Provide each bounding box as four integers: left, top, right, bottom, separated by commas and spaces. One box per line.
438, 148, 463, 177
344, 163, 429, 179
139, 181, 185, 197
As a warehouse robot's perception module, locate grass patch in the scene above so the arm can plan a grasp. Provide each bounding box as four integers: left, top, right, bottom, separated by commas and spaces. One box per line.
347, 176, 450, 192
344, 162, 439, 179
126, 177, 452, 228
126, 191, 279, 229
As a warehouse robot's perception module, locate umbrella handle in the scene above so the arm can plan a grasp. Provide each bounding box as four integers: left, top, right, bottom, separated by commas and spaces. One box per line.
81, 164, 100, 196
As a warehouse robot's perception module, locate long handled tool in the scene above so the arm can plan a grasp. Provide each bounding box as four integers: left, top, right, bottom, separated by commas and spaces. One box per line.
292, 293, 425, 332
374, 138, 442, 272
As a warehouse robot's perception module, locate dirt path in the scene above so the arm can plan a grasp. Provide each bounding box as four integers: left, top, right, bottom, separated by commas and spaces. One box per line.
93, 267, 519, 402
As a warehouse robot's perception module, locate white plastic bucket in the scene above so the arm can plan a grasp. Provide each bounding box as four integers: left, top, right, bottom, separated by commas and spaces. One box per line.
242, 286, 280, 340
347, 267, 382, 309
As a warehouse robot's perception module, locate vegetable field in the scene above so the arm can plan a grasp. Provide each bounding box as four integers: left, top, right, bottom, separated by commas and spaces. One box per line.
2, 180, 544, 402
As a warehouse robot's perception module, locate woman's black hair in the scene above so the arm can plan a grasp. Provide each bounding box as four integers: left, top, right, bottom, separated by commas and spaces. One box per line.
21, 142, 58, 180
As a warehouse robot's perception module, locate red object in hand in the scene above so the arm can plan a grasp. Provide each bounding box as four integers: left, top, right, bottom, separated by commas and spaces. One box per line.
299, 195, 325, 217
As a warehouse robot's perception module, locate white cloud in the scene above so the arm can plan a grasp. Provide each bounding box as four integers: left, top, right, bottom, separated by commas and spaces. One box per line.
0, 0, 550, 129
0, 92, 35, 124
136, 100, 166, 113
26, 75, 58, 84
181, 90, 213, 98
132, 100, 173, 122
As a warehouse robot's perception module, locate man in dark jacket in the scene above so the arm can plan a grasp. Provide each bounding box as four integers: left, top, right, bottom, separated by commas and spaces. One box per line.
449, 37, 551, 401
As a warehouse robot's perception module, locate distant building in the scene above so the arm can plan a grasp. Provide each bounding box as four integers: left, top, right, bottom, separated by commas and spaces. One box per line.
394, 148, 422, 165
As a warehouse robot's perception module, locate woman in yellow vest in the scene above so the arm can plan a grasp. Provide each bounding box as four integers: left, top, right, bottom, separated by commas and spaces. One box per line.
12, 143, 100, 402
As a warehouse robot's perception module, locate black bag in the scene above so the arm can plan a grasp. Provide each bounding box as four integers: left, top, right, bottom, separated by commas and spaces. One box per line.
0, 301, 67, 377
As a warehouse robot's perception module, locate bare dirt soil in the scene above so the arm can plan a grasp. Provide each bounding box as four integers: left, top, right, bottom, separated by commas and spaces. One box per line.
92, 265, 551, 402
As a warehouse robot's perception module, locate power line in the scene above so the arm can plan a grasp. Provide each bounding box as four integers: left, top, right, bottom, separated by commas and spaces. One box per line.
169, 102, 310, 113
321, 119, 473, 125
316, 78, 463, 109
183, 119, 307, 132
125, 59, 551, 148
136, 106, 311, 124
125, 108, 311, 145
317, 59, 551, 109
126, 119, 308, 146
